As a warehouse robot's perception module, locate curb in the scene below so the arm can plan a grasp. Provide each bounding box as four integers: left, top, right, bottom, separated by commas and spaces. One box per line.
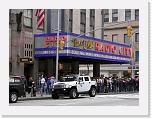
18, 92, 139, 101
18, 96, 52, 101
97, 91, 139, 95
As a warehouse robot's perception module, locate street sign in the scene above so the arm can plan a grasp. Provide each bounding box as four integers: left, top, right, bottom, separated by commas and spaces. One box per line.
20, 58, 29, 63
19, 58, 33, 63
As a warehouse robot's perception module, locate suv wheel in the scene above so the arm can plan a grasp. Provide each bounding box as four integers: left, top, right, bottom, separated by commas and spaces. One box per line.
9, 92, 18, 103
89, 87, 96, 97
69, 89, 78, 99
52, 93, 59, 99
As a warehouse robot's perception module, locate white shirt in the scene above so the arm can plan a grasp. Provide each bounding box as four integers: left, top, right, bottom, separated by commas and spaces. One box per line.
41, 78, 45, 84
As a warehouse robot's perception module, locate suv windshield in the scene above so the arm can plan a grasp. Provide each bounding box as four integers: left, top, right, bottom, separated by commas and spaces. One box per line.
60, 76, 77, 82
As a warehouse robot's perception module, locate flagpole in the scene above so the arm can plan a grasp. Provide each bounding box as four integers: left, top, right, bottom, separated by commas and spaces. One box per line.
56, 9, 60, 81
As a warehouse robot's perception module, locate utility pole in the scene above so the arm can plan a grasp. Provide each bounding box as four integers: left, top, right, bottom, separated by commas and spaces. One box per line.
56, 9, 60, 81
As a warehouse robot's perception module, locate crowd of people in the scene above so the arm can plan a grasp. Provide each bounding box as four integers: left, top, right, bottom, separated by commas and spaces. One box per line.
38, 75, 57, 96
95, 76, 139, 93
24, 74, 139, 97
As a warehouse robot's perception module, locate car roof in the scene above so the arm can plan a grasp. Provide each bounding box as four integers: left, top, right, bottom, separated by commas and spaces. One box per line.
10, 75, 21, 78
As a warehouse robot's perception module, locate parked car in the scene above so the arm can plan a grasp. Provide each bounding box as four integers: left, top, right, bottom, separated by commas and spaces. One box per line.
9, 75, 26, 103
51, 74, 97, 99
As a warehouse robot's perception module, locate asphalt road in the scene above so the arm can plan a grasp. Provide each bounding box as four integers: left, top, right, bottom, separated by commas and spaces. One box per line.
9, 93, 139, 106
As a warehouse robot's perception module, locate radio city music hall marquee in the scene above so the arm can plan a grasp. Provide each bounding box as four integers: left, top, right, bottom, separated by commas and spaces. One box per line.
34, 32, 131, 62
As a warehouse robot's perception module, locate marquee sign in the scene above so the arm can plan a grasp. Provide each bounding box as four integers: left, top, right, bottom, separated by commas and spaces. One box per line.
34, 32, 131, 63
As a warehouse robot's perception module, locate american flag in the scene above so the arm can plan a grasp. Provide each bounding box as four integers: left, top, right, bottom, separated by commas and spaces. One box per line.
35, 9, 45, 28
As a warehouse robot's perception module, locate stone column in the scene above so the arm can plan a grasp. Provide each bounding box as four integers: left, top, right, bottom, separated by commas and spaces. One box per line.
71, 61, 79, 74
47, 58, 55, 77
33, 57, 38, 86
93, 62, 100, 77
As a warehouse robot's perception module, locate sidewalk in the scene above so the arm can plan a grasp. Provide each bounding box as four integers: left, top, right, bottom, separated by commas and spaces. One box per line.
19, 91, 139, 101
19, 92, 52, 101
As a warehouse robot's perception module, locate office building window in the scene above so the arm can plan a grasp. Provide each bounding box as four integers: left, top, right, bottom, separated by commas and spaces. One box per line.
104, 35, 107, 40
80, 9, 86, 35
69, 9, 73, 32
112, 34, 118, 42
124, 34, 130, 44
135, 51, 139, 61
23, 9, 32, 27
104, 9, 109, 22
90, 9, 95, 37
135, 33, 139, 42
112, 9, 118, 22
135, 9, 139, 21
125, 9, 131, 21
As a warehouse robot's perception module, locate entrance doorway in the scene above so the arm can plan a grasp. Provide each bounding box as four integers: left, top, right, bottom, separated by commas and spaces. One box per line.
24, 64, 33, 80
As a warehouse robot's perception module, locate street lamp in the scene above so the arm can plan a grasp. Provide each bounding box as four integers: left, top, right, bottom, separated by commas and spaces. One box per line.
55, 9, 60, 81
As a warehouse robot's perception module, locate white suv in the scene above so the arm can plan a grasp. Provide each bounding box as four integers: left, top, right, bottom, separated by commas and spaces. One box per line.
51, 74, 97, 99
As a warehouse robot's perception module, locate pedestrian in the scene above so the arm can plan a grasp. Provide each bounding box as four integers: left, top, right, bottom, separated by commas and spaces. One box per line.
103, 77, 108, 93
46, 76, 52, 95
40, 75, 46, 96
27, 76, 33, 94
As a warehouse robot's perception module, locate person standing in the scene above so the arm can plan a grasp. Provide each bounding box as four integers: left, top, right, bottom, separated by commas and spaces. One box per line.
27, 76, 33, 94
40, 75, 45, 96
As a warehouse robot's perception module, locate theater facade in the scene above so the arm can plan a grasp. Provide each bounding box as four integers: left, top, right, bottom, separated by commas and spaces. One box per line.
34, 32, 131, 78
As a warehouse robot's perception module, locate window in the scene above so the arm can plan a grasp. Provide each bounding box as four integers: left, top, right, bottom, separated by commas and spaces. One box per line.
112, 9, 118, 22
104, 9, 109, 22
112, 34, 118, 42
84, 77, 89, 81
135, 9, 139, 21
90, 9, 95, 37
135, 51, 139, 61
23, 9, 32, 27
104, 35, 107, 40
124, 34, 130, 44
79, 77, 83, 82
69, 9, 73, 32
125, 9, 131, 21
135, 33, 139, 42
80, 9, 86, 35
25, 51, 26, 56
90, 25, 94, 37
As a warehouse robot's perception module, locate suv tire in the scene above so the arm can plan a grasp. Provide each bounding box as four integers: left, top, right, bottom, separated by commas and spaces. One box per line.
89, 87, 96, 97
69, 89, 78, 99
9, 92, 18, 103
52, 93, 59, 99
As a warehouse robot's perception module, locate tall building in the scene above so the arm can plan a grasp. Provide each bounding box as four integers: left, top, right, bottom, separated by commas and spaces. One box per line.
102, 9, 139, 77
9, 9, 138, 80
61, 9, 139, 77
9, 9, 47, 79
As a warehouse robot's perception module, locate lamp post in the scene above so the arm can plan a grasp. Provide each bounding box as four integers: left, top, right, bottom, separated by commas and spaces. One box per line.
55, 9, 60, 81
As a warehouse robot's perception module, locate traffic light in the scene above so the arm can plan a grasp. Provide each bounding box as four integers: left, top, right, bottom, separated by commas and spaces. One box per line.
127, 25, 133, 38
29, 57, 33, 63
